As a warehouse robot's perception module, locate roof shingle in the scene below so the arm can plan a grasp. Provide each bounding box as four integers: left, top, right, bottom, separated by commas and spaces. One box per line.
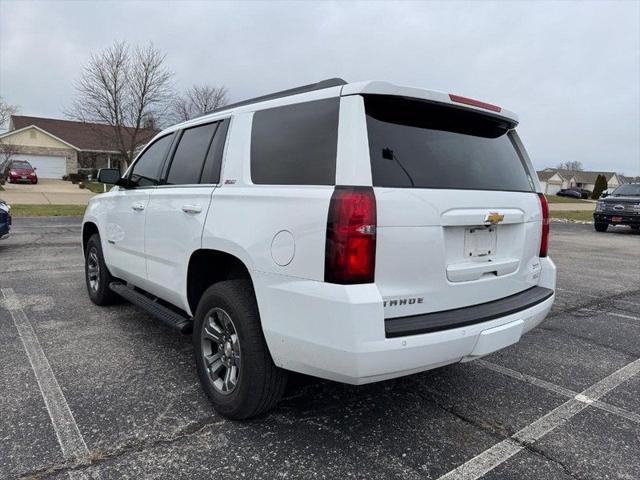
9, 115, 158, 152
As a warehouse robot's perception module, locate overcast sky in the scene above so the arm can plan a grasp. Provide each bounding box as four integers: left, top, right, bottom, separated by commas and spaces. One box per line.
1, 0, 638, 175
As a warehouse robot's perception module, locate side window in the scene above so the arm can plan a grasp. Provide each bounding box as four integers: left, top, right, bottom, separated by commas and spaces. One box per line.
166, 123, 218, 185
250, 98, 339, 185
130, 134, 174, 188
201, 119, 230, 184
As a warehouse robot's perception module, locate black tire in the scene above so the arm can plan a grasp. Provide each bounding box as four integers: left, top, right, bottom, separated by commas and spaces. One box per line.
594, 222, 608, 232
193, 280, 287, 420
85, 233, 120, 305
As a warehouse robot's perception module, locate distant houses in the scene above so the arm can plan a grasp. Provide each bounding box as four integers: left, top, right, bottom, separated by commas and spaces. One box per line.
536, 168, 623, 194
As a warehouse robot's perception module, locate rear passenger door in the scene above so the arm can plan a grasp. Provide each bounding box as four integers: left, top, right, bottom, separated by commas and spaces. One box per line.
144, 119, 230, 311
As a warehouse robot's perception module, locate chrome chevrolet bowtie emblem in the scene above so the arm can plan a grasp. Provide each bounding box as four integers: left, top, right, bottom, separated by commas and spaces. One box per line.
484, 212, 505, 224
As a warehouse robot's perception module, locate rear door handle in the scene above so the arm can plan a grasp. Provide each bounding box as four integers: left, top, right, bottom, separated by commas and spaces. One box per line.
181, 204, 202, 214
131, 202, 145, 212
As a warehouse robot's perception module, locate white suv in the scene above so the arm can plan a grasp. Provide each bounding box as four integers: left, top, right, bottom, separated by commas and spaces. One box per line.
83, 79, 556, 419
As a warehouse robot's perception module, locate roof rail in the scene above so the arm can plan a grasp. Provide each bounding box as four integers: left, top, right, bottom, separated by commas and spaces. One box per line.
207, 78, 347, 114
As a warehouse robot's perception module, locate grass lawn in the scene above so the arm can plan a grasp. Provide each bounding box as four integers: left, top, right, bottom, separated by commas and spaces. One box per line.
545, 194, 590, 204
549, 210, 593, 222
82, 182, 109, 194
0, 183, 5, 191
10, 204, 87, 217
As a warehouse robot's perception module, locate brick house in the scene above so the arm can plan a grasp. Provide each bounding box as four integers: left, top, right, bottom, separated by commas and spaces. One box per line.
0, 115, 157, 178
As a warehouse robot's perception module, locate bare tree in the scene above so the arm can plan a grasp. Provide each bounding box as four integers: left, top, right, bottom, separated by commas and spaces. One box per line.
0, 96, 19, 131
67, 41, 173, 170
171, 84, 228, 122
556, 160, 583, 171
0, 97, 19, 174
0, 140, 19, 171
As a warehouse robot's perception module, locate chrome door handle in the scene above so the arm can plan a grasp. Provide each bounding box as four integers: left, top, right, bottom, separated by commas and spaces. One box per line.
131, 202, 145, 211
181, 204, 202, 214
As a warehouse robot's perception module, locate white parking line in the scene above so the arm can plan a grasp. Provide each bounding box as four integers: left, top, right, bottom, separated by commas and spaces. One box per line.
477, 360, 576, 398
555, 288, 600, 298
1, 288, 89, 461
477, 360, 640, 424
616, 299, 640, 308
608, 312, 640, 322
438, 357, 640, 480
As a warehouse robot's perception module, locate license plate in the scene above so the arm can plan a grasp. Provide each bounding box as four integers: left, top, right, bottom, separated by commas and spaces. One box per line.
465, 226, 497, 257
21, 176, 27, 179
612, 216, 623, 223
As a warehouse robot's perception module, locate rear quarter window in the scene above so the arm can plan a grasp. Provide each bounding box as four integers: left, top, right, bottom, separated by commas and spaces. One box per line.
250, 98, 339, 185
364, 95, 534, 192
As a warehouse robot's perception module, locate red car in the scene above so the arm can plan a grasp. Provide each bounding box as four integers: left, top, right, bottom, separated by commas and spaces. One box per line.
4, 160, 38, 184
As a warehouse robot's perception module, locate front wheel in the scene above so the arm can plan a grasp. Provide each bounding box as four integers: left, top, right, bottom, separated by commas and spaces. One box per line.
193, 280, 287, 420
594, 222, 608, 232
85, 233, 120, 305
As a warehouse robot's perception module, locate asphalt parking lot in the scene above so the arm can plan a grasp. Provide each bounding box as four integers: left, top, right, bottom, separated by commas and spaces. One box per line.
1, 218, 638, 480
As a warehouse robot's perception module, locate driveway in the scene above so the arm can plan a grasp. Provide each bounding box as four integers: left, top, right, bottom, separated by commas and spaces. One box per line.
0, 220, 638, 479
1, 179, 95, 205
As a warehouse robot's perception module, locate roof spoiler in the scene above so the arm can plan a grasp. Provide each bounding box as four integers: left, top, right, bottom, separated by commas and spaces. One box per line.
207, 78, 347, 115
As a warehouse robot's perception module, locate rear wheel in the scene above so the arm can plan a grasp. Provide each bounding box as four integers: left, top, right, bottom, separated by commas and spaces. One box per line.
594, 222, 608, 232
193, 280, 287, 420
85, 233, 120, 305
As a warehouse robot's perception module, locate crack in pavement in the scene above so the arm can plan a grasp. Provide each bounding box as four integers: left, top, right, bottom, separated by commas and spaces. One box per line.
17, 416, 229, 480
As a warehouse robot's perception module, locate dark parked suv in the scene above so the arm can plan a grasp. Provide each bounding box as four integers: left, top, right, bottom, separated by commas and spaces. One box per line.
593, 184, 640, 232
0, 198, 10, 240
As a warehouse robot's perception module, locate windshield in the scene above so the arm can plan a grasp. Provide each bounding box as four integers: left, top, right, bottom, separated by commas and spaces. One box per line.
611, 184, 640, 196
364, 95, 534, 192
12, 161, 32, 169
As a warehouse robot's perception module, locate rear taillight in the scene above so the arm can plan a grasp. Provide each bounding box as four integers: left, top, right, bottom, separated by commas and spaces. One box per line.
325, 186, 376, 284
538, 193, 549, 257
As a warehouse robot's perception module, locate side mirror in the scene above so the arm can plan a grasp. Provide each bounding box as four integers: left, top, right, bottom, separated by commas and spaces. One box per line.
97, 168, 121, 185
600, 192, 608, 198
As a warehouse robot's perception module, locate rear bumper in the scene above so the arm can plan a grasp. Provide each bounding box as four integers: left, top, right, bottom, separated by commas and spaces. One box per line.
593, 213, 640, 226
255, 257, 556, 385
385, 286, 553, 338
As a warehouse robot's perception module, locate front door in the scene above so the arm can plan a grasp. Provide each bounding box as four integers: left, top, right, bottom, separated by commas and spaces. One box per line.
103, 188, 151, 286
102, 133, 175, 288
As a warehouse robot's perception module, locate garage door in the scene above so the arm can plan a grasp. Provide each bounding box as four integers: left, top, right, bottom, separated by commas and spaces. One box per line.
14, 154, 66, 179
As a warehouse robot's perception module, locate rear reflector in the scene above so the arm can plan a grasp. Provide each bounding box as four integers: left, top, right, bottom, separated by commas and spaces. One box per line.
449, 94, 502, 113
325, 186, 376, 284
538, 193, 549, 257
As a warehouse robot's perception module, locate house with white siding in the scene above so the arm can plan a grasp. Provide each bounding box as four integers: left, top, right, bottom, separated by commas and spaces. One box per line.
537, 169, 621, 194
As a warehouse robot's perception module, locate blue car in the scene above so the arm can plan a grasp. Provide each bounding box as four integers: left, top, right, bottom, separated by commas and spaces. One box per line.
0, 199, 11, 240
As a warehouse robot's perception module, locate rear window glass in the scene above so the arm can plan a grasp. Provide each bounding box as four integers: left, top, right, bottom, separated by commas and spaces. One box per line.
166, 122, 217, 185
250, 98, 339, 185
364, 95, 534, 192
201, 119, 230, 184
12, 161, 32, 169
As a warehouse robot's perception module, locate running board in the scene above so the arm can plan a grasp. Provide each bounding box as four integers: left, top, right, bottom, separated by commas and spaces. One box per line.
109, 282, 192, 334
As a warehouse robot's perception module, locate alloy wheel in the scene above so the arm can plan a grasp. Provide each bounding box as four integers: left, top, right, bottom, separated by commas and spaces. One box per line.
87, 247, 100, 292
201, 307, 241, 395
